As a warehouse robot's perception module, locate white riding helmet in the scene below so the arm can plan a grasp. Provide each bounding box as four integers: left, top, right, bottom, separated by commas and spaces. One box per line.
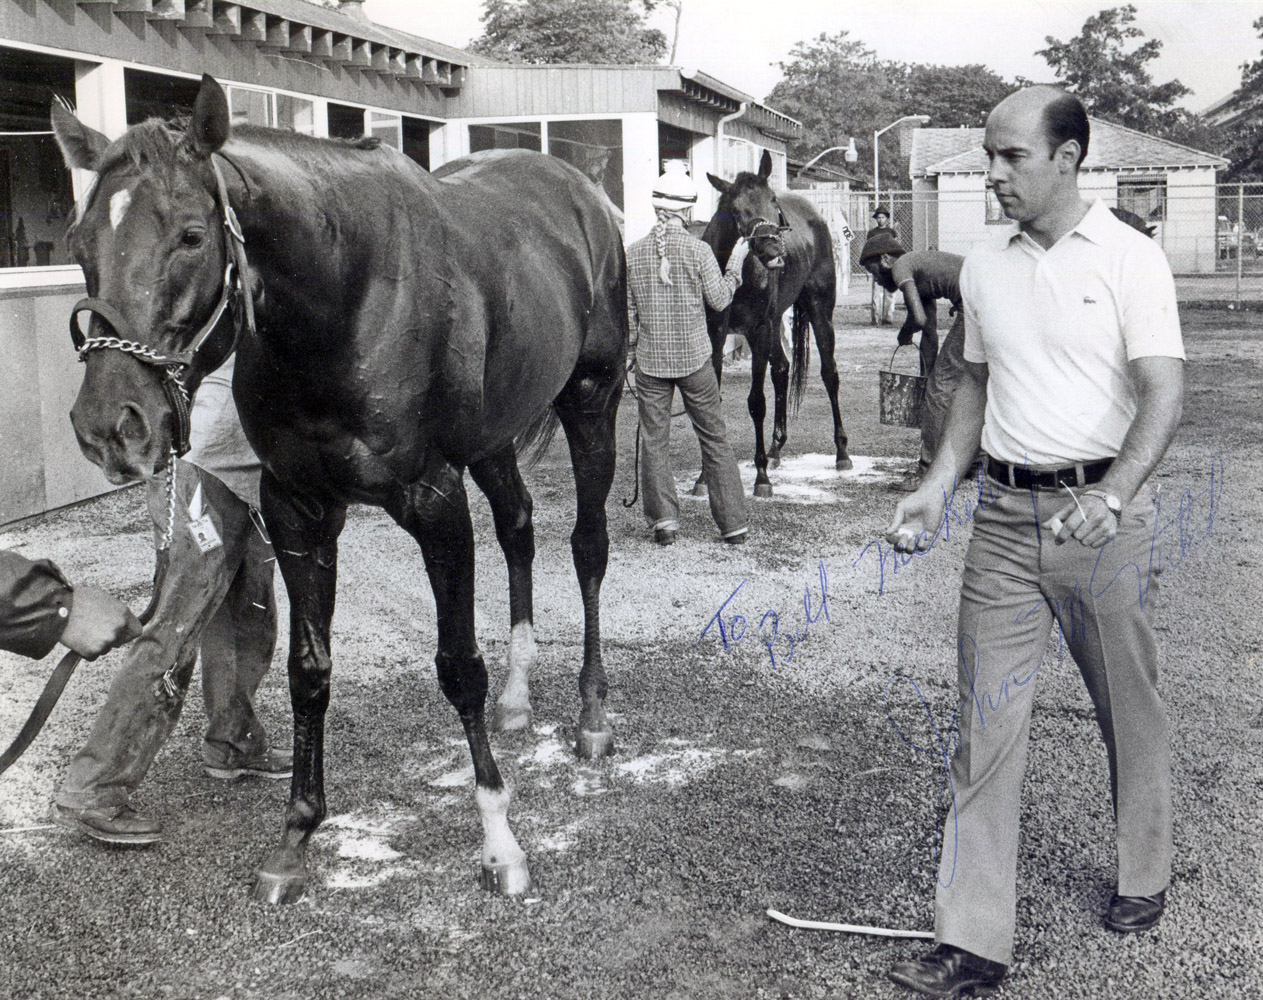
652, 161, 698, 212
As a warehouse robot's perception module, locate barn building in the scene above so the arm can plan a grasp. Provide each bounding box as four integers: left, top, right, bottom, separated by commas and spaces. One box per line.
0, 0, 800, 524
909, 119, 1227, 271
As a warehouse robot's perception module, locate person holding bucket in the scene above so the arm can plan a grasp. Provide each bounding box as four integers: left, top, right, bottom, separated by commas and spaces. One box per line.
883, 87, 1184, 997
860, 237, 967, 492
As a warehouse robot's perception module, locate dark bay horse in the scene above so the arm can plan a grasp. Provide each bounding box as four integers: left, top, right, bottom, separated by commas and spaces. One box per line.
52, 75, 626, 904
699, 151, 852, 496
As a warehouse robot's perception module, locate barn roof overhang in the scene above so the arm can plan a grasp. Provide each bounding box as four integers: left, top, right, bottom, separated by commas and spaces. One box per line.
63, 0, 482, 94
672, 67, 801, 141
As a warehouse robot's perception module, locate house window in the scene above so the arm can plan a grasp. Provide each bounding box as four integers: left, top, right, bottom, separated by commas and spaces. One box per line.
984, 186, 1008, 224
1117, 176, 1167, 221
0, 46, 77, 268
469, 122, 542, 153
548, 119, 623, 209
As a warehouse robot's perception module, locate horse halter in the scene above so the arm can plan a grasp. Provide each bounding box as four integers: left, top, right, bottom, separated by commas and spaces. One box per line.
742, 212, 791, 265
68, 156, 256, 456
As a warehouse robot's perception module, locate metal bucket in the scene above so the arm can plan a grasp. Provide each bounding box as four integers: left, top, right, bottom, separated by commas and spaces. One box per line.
878, 345, 926, 428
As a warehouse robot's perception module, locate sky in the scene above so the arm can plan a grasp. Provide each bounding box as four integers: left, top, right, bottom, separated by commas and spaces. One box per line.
363, 0, 1262, 113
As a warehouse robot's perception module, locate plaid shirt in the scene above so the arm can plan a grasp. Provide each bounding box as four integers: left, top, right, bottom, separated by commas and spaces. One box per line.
627, 224, 741, 378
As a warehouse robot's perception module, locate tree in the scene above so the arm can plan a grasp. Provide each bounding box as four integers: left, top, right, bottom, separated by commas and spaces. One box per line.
1220, 16, 1263, 179
765, 31, 903, 187
1036, 5, 1191, 136
468, 0, 668, 64
890, 64, 1018, 130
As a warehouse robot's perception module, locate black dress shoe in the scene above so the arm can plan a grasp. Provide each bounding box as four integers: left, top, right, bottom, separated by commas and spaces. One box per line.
889, 943, 1007, 997
1105, 889, 1166, 933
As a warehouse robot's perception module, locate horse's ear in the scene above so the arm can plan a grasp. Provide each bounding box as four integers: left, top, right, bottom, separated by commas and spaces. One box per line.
51, 99, 108, 172
758, 150, 773, 179
189, 74, 230, 157
707, 173, 730, 195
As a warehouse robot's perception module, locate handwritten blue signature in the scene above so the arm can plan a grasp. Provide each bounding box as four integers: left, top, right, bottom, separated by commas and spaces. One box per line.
881, 458, 1225, 883
696, 560, 830, 668
851, 464, 1002, 596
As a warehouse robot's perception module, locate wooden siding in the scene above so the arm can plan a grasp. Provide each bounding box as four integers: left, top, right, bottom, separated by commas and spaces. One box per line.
0, 1, 453, 118
445, 66, 664, 119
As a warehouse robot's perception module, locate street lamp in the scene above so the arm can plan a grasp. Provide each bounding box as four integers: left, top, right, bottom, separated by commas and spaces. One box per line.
872, 115, 929, 212
796, 137, 858, 179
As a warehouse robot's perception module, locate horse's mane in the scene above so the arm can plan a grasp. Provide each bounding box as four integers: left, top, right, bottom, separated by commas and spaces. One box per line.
97, 118, 383, 182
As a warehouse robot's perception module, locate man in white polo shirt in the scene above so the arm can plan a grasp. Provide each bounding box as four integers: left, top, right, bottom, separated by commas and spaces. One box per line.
884, 87, 1184, 996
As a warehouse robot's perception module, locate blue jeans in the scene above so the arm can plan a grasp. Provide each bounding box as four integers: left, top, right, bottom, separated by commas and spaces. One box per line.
635, 362, 747, 539
934, 477, 1171, 964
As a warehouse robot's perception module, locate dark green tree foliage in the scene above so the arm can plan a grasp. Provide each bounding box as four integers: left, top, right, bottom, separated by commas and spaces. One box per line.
765, 31, 902, 186
469, 0, 668, 64
889, 63, 1018, 130
1036, 4, 1191, 135
1222, 16, 1263, 179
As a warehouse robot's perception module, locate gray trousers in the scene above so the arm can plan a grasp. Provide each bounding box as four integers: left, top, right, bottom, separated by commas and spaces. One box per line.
935, 478, 1172, 964
636, 362, 748, 538
56, 463, 277, 810
920, 313, 967, 466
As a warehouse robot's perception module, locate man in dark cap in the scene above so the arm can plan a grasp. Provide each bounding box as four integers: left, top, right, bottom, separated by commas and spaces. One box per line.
866, 208, 902, 324
860, 235, 967, 492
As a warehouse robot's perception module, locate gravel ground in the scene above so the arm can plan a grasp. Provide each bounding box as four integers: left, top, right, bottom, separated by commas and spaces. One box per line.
0, 305, 1259, 1000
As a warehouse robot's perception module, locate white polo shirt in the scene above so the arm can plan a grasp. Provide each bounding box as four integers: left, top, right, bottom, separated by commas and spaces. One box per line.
961, 199, 1184, 466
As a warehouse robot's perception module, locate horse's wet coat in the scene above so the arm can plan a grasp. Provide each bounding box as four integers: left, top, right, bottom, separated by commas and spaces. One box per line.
698, 153, 853, 495
54, 75, 627, 902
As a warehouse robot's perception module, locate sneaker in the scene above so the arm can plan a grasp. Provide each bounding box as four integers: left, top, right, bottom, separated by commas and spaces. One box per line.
204, 747, 293, 781
654, 527, 678, 546
52, 803, 163, 845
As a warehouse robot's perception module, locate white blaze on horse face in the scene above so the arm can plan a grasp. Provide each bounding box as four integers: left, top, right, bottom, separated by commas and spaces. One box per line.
109, 187, 133, 230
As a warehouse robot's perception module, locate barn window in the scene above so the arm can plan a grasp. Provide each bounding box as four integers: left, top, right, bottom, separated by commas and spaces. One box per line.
548, 119, 623, 209
369, 110, 402, 151
1117, 176, 1167, 221
984, 186, 1007, 224
328, 102, 367, 139
402, 116, 432, 170
469, 122, 541, 153
227, 86, 273, 129
276, 94, 316, 136
125, 69, 201, 125
0, 46, 77, 269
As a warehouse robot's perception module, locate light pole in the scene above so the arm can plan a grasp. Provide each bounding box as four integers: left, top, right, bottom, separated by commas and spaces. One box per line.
872, 115, 929, 212
795, 137, 858, 179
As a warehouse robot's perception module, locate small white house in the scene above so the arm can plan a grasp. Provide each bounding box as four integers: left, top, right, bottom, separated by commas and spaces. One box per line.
910, 118, 1227, 273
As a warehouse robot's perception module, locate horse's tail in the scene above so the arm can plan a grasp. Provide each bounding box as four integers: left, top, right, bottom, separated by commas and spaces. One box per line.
515, 405, 562, 468
790, 299, 811, 415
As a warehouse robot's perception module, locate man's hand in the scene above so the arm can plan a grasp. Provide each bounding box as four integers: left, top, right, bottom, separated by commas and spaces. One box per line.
1045, 493, 1117, 549
727, 237, 751, 271
885, 485, 947, 553
60, 586, 142, 660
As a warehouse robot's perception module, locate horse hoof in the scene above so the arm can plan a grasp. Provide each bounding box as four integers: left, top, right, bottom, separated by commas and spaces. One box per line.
837, 458, 854, 471
251, 869, 307, 905
691, 482, 709, 497
481, 856, 531, 895
753, 483, 773, 499
576, 728, 615, 760
492, 704, 533, 733
769, 455, 781, 469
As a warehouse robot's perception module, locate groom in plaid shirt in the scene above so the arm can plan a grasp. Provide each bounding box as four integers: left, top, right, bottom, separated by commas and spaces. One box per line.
627, 163, 750, 546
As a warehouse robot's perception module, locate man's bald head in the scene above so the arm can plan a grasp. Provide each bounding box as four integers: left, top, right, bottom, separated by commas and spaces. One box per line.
989, 86, 1090, 169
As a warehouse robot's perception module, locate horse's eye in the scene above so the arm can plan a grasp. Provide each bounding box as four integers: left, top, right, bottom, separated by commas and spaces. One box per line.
181, 228, 206, 248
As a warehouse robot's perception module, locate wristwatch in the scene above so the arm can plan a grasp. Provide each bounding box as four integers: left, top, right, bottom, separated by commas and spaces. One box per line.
1083, 489, 1122, 516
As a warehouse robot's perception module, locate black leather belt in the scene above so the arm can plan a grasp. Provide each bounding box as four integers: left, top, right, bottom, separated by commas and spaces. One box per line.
985, 455, 1113, 490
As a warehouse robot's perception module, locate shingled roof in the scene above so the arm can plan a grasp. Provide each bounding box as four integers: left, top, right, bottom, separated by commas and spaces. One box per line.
911, 117, 1227, 177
